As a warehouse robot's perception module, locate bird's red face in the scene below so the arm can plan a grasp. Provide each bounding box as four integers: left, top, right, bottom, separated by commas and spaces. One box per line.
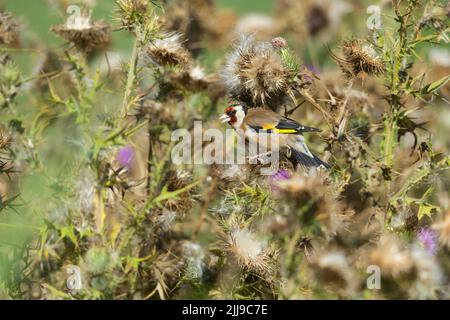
220, 106, 238, 125
219, 105, 245, 128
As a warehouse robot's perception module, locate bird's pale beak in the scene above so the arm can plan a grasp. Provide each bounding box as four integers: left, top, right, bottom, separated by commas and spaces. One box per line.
219, 114, 231, 123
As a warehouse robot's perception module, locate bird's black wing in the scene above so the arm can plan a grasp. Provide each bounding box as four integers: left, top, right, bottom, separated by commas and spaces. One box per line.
248, 117, 321, 134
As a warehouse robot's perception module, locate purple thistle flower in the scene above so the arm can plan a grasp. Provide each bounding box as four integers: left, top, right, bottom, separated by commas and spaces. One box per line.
116, 145, 134, 168
300, 64, 320, 84
269, 169, 291, 191
303, 64, 320, 75
418, 227, 439, 255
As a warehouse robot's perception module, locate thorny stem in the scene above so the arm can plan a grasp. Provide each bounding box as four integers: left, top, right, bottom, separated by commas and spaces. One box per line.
382, 0, 420, 219
121, 38, 139, 119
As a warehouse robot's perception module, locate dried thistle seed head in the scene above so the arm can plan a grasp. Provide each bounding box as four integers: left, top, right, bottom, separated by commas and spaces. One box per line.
168, 65, 210, 91
274, 172, 325, 201
408, 244, 443, 299
222, 35, 289, 108
433, 210, 450, 249
0, 10, 20, 45
163, 169, 196, 212
0, 130, 12, 150
132, 99, 176, 126
262, 214, 291, 236
115, 0, 149, 30
146, 33, 192, 68
238, 45, 288, 106
224, 228, 273, 275
274, 173, 351, 235
160, 0, 210, 57
156, 208, 177, 232
51, 11, 110, 51
202, 9, 236, 45
307, 4, 329, 36
369, 235, 415, 278
310, 250, 356, 291
275, 0, 350, 40
335, 40, 385, 77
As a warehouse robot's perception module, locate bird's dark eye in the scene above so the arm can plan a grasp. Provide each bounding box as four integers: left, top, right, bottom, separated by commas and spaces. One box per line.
227, 110, 237, 116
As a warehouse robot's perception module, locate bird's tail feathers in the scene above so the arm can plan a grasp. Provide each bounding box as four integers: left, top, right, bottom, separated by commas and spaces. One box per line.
289, 147, 330, 169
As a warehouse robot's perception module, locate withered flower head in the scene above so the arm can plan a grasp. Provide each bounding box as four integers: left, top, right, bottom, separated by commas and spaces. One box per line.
221, 35, 289, 108
115, 0, 149, 30
147, 33, 192, 68
307, 5, 329, 36
168, 65, 210, 91
0, 130, 11, 150
310, 250, 356, 291
275, 0, 351, 40
51, 11, 110, 51
274, 172, 351, 235
223, 227, 273, 275
334, 39, 385, 77
162, 169, 196, 212
0, 10, 20, 45
369, 234, 415, 278
156, 208, 177, 232
433, 210, 450, 249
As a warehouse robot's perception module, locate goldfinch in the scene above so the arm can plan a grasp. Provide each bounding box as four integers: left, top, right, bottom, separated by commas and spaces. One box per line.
219, 104, 330, 169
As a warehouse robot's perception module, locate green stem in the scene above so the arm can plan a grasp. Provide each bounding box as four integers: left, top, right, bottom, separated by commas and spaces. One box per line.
121, 38, 139, 118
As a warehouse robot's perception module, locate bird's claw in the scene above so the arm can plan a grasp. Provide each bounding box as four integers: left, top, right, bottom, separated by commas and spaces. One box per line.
247, 151, 272, 164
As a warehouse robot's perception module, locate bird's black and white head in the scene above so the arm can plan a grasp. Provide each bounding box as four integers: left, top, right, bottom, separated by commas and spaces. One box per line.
219, 104, 246, 129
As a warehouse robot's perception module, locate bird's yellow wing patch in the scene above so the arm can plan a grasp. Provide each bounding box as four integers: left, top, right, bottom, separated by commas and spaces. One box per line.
257, 124, 297, 134
272, 128, 298, 134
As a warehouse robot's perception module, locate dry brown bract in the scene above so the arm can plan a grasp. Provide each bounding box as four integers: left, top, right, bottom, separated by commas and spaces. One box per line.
434, 210, 450, 249
332, 40, 385, 78
0, 130, 11, 150
222, 35, 290, 109
51, 13, 110, 52
0, 10, 20, 45
146, 33, 192, 68
274, 173, 352, 235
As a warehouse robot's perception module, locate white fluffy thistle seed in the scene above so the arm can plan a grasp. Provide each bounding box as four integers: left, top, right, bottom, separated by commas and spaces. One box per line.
231, 229, 265, 259
189, 66, 206, 81
147, 33, 191, 67
225, 228, 273, 274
